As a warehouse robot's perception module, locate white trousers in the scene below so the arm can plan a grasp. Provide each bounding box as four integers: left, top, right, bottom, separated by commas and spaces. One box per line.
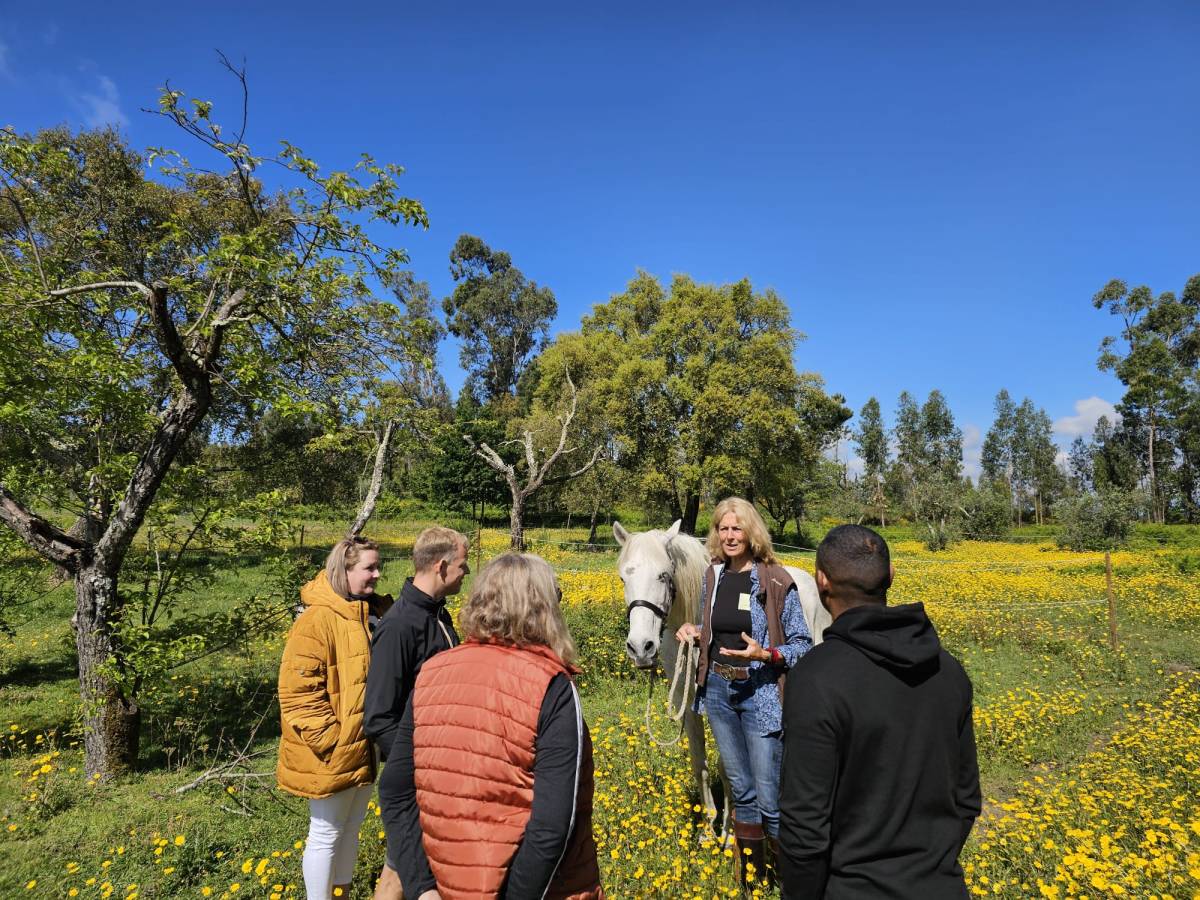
302, 783, 374, 899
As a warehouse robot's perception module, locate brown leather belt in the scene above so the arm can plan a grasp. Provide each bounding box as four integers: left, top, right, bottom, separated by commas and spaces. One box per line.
711, 662, 751, 681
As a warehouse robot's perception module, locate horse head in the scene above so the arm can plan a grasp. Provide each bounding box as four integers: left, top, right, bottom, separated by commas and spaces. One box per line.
614, 518, 685, 669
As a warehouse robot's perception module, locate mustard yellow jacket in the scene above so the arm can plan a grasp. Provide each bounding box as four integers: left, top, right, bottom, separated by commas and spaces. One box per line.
276, 571, 392, 799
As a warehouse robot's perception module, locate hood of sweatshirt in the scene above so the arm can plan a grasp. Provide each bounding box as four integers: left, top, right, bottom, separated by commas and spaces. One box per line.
824, 602, 942, 670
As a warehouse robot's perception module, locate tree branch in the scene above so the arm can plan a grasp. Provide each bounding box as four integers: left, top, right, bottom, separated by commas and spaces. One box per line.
0, 482, 87, 570
1, 173, 48, 292
145, 280, 205, 388
49, 281, 152, 300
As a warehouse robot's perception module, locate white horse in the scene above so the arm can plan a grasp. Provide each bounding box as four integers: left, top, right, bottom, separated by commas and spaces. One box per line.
613, 518, 830, 822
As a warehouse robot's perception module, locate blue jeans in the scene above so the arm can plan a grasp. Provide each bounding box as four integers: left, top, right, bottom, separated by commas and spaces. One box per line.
704, 671, 783, 837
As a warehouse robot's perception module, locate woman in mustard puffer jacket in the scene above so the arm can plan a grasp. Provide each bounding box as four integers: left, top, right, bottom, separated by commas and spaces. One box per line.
278, 535, 392, 900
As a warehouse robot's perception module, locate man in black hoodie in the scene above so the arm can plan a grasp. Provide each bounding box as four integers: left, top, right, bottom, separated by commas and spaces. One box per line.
779, 525, 980, 899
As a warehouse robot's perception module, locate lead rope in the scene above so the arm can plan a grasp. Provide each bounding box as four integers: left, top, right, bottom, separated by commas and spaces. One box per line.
644, 637, 699, 746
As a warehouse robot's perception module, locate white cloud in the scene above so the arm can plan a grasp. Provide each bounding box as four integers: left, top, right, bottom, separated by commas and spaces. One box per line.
78, 75, 128, 128
43, 24, 59, 46
1054, 397, 1120, 439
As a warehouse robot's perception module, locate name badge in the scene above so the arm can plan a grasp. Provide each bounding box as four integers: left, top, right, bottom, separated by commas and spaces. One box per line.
738, 592, 752, 612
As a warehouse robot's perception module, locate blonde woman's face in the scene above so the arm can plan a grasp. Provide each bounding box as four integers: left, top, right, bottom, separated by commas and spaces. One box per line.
346, 549, 382, 596
718, 512, 749, 562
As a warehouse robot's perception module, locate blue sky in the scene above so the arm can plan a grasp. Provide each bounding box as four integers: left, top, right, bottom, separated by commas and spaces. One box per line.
2, 1, 1198, 476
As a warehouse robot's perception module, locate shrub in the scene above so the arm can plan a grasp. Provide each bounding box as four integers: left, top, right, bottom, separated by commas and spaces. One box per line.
961, 483, 1012, 541
1054, 488, 1135, 551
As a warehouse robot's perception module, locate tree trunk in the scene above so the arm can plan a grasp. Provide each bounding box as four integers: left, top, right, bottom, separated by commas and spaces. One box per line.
1147, 414, 1161, 524
587, 499, 600, 546
682, 492, 701, 537
509, 494, 525, 551
668, 490, 683, 525
349, 420, 396, 537
75, 566, 139, 776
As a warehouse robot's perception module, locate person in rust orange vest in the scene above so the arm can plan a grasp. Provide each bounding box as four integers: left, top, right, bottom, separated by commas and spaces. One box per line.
382, 552, 604, 900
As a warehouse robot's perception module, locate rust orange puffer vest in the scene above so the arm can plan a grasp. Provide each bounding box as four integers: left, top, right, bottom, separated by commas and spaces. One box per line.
412, 641, 603, 900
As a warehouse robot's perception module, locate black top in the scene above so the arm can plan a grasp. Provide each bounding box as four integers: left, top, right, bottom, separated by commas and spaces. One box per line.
778, 603, 980, 900
363, 578, 458, 761
711, 568, 753, 665
381, 673, 582, 899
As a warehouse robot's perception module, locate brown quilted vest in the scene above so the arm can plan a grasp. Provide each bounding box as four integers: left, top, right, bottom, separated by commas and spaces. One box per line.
412, 640, 604, 900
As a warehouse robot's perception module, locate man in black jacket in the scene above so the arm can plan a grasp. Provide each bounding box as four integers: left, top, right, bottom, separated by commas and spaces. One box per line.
779, 525, 980, 899
365, 525, 469, 900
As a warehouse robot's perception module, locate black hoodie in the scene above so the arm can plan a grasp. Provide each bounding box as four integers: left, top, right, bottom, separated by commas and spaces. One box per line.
779, 602, 980, 900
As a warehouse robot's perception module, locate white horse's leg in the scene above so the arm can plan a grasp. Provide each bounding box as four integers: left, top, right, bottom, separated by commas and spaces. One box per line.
662, 636, 716, 825
683, 707, 715, 817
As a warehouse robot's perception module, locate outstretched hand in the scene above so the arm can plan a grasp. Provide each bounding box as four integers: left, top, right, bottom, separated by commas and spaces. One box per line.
723, 632, 769, 663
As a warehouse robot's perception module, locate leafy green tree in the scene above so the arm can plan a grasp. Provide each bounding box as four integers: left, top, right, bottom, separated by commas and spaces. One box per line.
889, 390, 963, 548
890, 391, 923, 514
0, 81, 427, 775
534, 272, 847, 535
422, 391, 510, 520
981, 391, 1061, 525
442, 234, 557, 405
853, 397, 889, 525
1067, 436, 1094, 492
1091, 416, 1140, 494
981, 389, 1017, 509
1094, 277, 1200, 523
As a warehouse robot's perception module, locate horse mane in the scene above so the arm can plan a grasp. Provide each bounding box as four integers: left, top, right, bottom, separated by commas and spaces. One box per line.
666, 532, 709, 626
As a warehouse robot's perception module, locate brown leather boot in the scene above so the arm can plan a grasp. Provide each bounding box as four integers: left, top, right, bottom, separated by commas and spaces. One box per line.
734, 821, 766, 895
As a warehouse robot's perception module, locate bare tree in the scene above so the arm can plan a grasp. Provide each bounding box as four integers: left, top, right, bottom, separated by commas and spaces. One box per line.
465, 372, 602, 550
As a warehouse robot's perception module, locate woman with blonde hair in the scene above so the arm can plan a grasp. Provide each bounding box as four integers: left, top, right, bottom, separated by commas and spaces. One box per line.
676, 496, 811, 890
383, 552, 604, 900
277, 535, 393, 900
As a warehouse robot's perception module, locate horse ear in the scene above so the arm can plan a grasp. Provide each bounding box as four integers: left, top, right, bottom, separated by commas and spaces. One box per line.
613, 521, 629, 547
664, 519, 682, 541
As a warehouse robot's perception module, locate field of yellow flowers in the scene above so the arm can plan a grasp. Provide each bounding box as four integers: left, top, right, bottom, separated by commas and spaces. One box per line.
1, 525, 1198, 898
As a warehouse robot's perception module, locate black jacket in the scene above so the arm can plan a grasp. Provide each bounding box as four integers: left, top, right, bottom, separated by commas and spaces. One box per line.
362, 579, 458, 761
779, 602, 980, 900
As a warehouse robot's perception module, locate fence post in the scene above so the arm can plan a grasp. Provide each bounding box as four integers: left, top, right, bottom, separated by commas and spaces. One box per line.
298, 523, 305, 549
476, 524, 483, 573
1105, 550, 1118, 653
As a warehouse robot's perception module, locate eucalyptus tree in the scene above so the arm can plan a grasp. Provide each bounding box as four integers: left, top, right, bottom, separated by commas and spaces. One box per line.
1094, 276, 1200, 523
0, 84, 427, 775
853, 397, 889, 525
442, 234, 557, 405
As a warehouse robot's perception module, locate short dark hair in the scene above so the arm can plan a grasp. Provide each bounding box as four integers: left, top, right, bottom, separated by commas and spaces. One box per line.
816, 525, 891, 601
